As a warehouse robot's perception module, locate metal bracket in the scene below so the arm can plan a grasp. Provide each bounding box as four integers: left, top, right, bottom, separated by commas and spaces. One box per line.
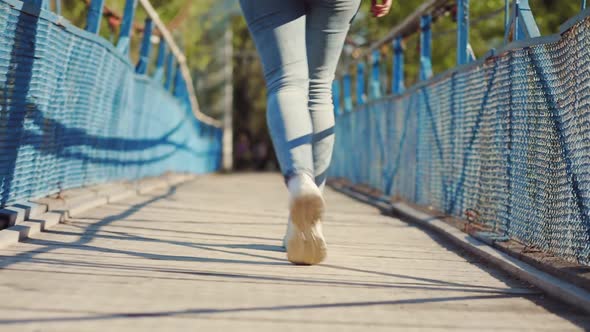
164, 52, 175, 91
85, 0, 105, 34
504, 0, 540, 43
475, 231, 511, 245
370, 50, 382, 99
392, 37, 405, 94
135, 18, 153, 74
356, 62, 366, 106
420, 15, 433, 81
457, 0, 471, 65
153, 41, 167, 81
116, 0, 138, 54
343, 74, 353, 113
332, 80, 342, 116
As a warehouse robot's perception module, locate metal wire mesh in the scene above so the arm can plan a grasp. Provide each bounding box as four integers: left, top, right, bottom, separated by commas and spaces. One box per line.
0, 1, 222, 206
332, 14, 590, 265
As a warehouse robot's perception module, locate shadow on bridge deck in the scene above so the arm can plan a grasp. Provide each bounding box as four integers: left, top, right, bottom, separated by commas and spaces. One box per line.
0, 173, 588, 331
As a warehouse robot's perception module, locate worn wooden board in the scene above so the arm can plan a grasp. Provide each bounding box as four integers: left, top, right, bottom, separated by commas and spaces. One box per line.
0, 173, 588, 331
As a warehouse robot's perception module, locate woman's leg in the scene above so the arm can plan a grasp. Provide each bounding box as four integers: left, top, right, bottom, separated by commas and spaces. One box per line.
238, 0, 313, 181
240, 0, 327, 265
306, 0, 361, 190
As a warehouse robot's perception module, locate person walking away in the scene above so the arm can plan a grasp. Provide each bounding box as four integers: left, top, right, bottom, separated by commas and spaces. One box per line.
238, 0, 392, 265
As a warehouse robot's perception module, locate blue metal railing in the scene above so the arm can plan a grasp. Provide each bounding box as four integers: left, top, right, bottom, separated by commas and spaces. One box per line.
0, 0, 222, 207
331, 0, 590, 265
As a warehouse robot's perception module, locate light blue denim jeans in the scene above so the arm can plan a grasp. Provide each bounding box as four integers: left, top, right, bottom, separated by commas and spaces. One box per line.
239, 0, 361, 188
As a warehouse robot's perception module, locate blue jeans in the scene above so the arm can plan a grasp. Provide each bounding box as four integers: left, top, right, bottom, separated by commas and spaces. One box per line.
239, 0, 361, 188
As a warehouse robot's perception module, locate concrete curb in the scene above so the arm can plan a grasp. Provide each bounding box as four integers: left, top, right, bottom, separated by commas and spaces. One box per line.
329, 183, 590, 315
0, 173, 196, 250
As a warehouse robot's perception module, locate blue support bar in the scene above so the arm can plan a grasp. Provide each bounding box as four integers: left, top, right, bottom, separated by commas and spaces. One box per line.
356, 62, 366, 106
514, 2, 523, 40
173, 63, 183, 97
55, 0, 61, 15
343, 74, 353, 113
164, 52, 175, 90
392, 37, 405, 94
516, 0, 540, 40
370, 50, 382, 99
86, 0, 105, 34
457, 0, 470, 65
135, 18, 153, 75
116, 0, 138, 54
420, 14, 433, 81
505, 0, 510, 31
154, 41, 167, 81
504, 0, 540, 43
583, 0, 587, 10
22, 0, 47, 8
332, 80, 342, 116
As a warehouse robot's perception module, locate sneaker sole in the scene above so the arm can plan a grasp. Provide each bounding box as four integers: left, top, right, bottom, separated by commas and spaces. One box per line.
287, 194, 327, 265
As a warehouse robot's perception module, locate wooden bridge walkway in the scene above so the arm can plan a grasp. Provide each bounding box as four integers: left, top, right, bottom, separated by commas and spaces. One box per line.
0, 174, 588, 331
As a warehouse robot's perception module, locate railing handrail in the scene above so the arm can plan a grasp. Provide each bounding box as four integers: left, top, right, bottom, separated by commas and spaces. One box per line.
0, 0, 222, 206
336, 0, 587, 111
357, 0, 453, 61
78, 0, 222, 128
138, 0, 222, 128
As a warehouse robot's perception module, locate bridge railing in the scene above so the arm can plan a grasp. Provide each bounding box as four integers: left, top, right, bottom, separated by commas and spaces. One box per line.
331, 0, 590, 265
0, 0, 222, 207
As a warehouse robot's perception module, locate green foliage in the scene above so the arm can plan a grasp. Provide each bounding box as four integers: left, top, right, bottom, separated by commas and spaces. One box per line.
349, 0, 580, 87
228, 0, 582, 137
59, 0, 585, 138
61, 0, 223, 113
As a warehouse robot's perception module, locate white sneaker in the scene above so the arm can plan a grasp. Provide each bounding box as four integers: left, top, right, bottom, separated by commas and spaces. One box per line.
284, 174, 327, 265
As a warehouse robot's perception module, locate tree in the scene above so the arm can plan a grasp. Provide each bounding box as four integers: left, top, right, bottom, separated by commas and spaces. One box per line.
61, 0, 583, 143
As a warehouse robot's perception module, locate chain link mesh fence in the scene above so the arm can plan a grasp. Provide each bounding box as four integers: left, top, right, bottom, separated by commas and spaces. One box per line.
332, 14, 590, 265
0, 1, 222, 206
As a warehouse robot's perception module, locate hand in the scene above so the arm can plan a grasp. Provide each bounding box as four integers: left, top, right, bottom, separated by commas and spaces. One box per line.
371, 0, 392, 18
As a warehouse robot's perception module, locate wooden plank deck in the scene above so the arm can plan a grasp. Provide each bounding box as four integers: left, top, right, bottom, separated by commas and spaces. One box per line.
0, 173, 588, 331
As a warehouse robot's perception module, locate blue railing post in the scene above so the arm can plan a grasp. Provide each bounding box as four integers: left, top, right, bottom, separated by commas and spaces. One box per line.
505, 0, 510, 31
116, 0, 138, 54
356, 62, 366, 106
86, 0, 105, 34
516, 0, 540, 40
343, 73, 353, 113
457, 0, 470, 65
514, 1, 522, 40
136, 18, 154, 74
332, 80, 342, 116
173, 63, 183, 97
504, 0, 540, 42
22, 0, 49, 9
55, 0, 61, 15
392, 37, 405, 94
154, 41, 167, 81
526, 2, 540, 37
420, 14, 433, 81
164, 52, 175, 90
583, 0, 587, 10
370, 50, 382, 99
